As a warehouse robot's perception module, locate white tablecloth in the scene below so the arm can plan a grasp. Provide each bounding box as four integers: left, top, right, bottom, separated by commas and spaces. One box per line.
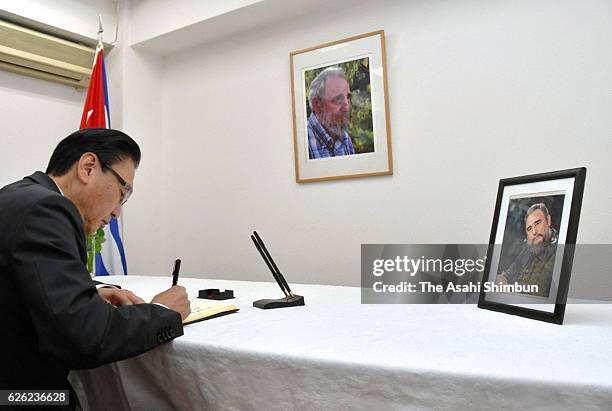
71, 276, 612, 410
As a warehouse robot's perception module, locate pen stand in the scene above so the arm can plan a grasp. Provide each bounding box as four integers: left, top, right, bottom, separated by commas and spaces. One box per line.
253, 295, 305, 309
198, 289, 234, 300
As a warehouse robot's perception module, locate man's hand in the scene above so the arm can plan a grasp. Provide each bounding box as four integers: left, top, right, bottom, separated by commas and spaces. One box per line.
98, 287, 145, 306
151, 286, 191, 321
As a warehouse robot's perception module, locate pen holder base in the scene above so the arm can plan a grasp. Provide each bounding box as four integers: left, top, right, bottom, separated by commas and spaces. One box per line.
198, 289, 234, 300
253, 295, 305, 309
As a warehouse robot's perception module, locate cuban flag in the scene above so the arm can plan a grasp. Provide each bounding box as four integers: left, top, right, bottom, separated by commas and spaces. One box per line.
79, 44, 128, 276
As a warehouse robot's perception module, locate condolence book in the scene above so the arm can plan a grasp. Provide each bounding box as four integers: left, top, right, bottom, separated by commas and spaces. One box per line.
183, 300, 239, 325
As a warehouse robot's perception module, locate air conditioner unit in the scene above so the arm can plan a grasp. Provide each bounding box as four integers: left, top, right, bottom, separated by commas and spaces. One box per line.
0, 19, 95, 88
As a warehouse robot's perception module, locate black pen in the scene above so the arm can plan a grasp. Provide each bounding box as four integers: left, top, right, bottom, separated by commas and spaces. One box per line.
253, 231, 293, 297
251, 235, 289, 297
172, 259, 181, 286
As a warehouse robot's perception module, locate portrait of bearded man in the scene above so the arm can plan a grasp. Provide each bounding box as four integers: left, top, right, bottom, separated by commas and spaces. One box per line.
496, 203, 559, 297
306, 66, 356, 159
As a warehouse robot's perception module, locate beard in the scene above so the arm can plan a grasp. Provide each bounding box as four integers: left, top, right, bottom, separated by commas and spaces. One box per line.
528, 241, 545, 255
527, 228, 553, 254
320, 110, 349, 138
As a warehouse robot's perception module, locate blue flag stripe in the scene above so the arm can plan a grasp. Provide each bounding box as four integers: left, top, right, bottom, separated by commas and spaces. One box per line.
109, 218, 128, 275
101, 53, 111, 128
95, 253, 109, 276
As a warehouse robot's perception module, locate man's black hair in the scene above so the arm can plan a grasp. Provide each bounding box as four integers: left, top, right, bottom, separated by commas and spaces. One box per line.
46, 128, 141, 176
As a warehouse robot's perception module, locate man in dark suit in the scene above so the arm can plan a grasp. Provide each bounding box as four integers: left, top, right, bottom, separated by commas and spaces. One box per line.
0, 128, 191, 409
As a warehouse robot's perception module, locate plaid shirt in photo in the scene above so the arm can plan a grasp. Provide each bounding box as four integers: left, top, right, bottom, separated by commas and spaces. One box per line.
307, 113, 355, 159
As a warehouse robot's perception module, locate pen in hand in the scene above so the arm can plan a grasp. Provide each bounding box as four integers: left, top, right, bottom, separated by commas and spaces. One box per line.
172, 259, 181, 286
151, 261, 190, 321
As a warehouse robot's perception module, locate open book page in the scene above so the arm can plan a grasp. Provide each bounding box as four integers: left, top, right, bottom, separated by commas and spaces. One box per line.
141, 287, 239, 325
183, 300, 239, 325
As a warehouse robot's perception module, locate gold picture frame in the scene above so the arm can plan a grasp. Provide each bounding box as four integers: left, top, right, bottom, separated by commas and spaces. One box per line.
290, 30, 393, 183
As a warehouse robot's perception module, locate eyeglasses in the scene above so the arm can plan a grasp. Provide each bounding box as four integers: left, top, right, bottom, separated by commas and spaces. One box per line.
102, 164, 133, 205
327, 92, 351, 106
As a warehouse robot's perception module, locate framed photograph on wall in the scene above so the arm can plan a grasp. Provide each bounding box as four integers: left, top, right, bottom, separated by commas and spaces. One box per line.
478, 167, 587, 324
290, 30, 392, 183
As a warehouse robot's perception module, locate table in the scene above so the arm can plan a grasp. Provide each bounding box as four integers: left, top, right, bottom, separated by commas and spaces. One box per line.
71, 276, 612, 410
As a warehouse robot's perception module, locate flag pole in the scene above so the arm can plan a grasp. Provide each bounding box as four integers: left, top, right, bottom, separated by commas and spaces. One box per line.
82, 15, 129, 275
97, 15, 104, 49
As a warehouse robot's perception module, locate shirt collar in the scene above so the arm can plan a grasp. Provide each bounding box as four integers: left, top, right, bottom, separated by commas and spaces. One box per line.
50, 176, 64, 196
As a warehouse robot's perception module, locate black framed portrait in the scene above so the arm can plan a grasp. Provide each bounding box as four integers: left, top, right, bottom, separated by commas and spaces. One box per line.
478, 167, 587, 324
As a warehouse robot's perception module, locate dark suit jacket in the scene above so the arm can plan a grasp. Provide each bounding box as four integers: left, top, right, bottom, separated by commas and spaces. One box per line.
0, 172, 183, 396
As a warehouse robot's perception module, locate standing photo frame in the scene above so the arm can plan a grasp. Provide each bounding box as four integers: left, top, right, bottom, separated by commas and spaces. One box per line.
290, 30, 392, 183
478, 167, 587, 324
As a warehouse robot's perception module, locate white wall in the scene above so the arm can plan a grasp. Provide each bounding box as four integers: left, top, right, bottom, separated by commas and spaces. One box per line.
0, 0, 171, 276
0, 70, 83, 188
0, 0, 167, 275
2, 0, 611, 287
0, 0, 118, 188
95, 0, 167, 275
127, 0, 371, 55
0, 0, 117, 43
128, 0, 261, 46
157, 0, 612, 286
